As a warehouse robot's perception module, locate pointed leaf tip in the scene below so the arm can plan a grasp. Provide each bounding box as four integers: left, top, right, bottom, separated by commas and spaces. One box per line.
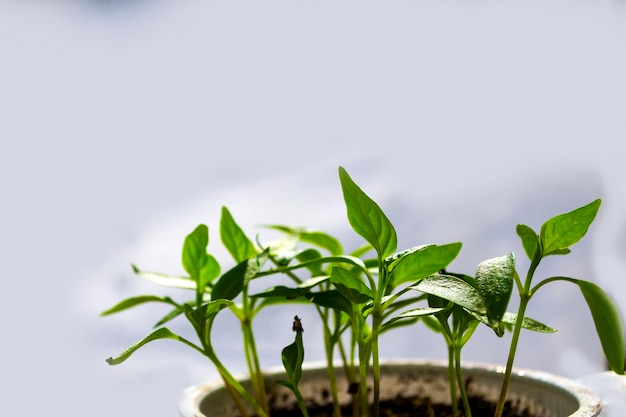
338, 167, 397, 258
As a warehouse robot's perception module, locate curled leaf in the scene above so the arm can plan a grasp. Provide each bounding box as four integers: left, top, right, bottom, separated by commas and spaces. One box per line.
475, 253, 515, 326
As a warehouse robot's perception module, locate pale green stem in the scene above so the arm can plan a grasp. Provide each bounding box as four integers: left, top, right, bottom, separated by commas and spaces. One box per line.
370, 311, 382, 417
358, 341, 370, 417
448, 345, 458, 415
494, 257, 540, 417
321, 308, 342, 417
292, 387, 311, 417
201, 317, 268, 417
455, 346, 472, 417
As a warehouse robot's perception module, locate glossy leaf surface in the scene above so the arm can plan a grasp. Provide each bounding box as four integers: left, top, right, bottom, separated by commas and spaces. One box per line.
182, 224, 209, 279
220, 206, 257, 263
516, 224, 539, 260
101, 295, 179, 316
577, 279, 626, 374
131, 264, 197, 290
338, 166, 397, 258
540, 199, 601, 256
280, 327, 304, 385
265, 225, 343, 256
412, 274, 486, 314
475, 253, 514, 325
331, 266, 374, 304
105, 328, 184, 365
389, 243, 462, 286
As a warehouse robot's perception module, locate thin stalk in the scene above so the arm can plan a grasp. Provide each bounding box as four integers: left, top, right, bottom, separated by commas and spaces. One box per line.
494, 257, 541, 417
454, 347, 472, 417
291, 386, 311, 417
219, 373, 250, 417
321, 308, 342, 417
207, 348, 269, 417
200, 319, 268, 417
370, 311, 382, 417
368, 258, 387, 417
447, 345, 458, 416
358, 340, 370, 417
242, 319, 268, 414
241, 284, 269, 415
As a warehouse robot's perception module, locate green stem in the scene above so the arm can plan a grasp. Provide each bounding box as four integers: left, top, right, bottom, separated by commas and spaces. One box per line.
207, 349, 269, 417
447, 345, 458, 415
358, 340, 370, 417
370, 311, 382, 417
494, 256, 540, 417
321, 308, 342, 417
202, 317, 268, 417
241, 284, 269, 415
454, 346, 471, 417
292, 387, 311, 417
242, 319, 268, 414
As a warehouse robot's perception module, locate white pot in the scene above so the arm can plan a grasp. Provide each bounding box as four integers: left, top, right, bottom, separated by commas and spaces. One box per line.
179, 360, 602, 417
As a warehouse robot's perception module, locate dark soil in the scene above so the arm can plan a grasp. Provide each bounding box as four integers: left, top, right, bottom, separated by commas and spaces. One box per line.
266, 396, 532, 417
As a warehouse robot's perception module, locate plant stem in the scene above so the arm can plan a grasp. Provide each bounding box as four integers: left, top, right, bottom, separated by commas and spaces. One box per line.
242, 318, 268, 414
454, 347, 472, 417
292, 387, 311, 417
358, 343, 370, 417
447, 345, 458, 416
370, 311, 382, 417
206, 348, 269, 417
321, 308, 342, 417
201, 317, 268, 417
494, 257, 540, 417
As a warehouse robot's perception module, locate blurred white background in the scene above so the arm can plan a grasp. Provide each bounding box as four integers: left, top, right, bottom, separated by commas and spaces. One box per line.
1, 1, 625, 416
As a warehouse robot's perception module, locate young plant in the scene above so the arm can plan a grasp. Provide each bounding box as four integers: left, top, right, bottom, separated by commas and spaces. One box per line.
277, 315, 309, 417
309, 167, 464, 417
410, 263, 556, 417
493, 199, 626, 417
102, 166, 625, 417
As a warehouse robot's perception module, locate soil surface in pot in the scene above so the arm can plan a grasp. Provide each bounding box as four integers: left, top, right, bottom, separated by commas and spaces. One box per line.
265, 395, 531, 417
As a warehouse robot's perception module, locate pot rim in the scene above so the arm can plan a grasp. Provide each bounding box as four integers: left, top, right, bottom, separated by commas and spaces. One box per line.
179, 359, 602, 417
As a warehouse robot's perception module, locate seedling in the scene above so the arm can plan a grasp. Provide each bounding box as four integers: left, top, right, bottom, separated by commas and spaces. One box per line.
102, 166, 625, 417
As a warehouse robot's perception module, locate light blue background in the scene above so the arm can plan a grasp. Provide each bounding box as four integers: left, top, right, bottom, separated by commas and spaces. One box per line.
1, 1, 625, 416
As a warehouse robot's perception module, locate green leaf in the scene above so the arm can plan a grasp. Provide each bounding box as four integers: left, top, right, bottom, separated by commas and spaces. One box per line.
577, 280, 625, 374
211, 251, 268, 300
350, 243, 375, 259
297, 230, 343, 256
203, 299, 234, 319
516, 224, 539, 260
502, 312, 557, 333
212, 260, 247, 300
309, 290, 354, 315
475, 253, 515, 325
220, 206, 257, 263
281, 327, 305, 385
100, 295, 179, 316
295, 248, 324, 276
265, 225, 343, 256
470, 311, 557, 337
105, 328, 185, 365
132, 264, 197, 290
411, 275, 486, 314
265, 234, 299, 266
330, 266, 374, 304
338, 166, 397, 258
199, 254, 221, 290
388, 243, 462, 287
540, 199, 601, 256
251, 276, 329, 298
382, 306, 450, 329
182, 224, 209, 280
